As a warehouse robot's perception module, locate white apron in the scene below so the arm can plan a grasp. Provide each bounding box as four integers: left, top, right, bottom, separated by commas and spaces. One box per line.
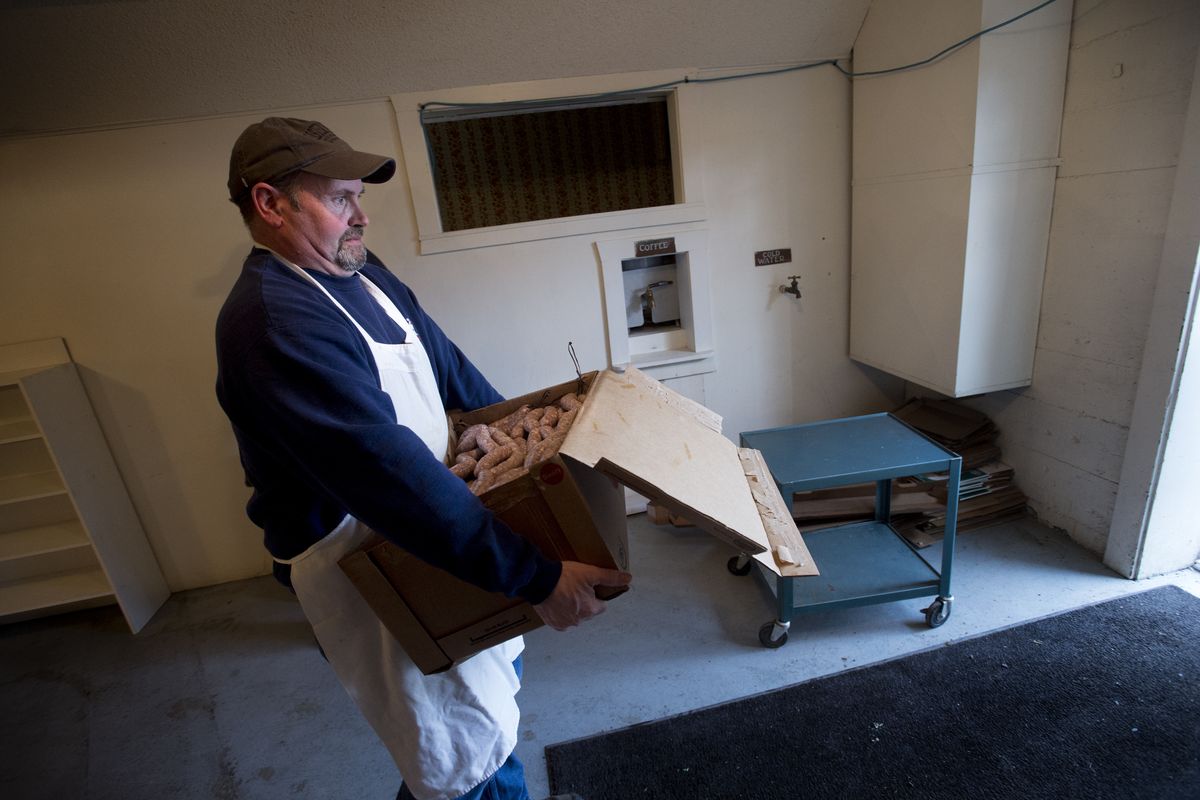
275, 259, 523, 800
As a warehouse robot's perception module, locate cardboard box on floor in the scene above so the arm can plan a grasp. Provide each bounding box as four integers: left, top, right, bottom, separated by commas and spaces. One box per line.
339, 366, 814, 674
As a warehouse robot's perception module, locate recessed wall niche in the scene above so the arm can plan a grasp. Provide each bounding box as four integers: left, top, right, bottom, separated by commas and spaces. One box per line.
596, 228, 715, 379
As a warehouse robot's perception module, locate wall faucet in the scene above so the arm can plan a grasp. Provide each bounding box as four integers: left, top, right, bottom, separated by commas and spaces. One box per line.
779, 275, 801, 298
644, 280, 674, 312
641, 280, 674, 323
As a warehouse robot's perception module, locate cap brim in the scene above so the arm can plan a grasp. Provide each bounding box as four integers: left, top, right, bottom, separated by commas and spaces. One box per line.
305, 150, 396, 184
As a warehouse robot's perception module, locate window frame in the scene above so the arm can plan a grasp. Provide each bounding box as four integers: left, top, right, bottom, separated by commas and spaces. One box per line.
392, 70, 708, 254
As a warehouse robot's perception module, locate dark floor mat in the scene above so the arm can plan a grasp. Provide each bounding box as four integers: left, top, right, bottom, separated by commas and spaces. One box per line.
546, 585, 1200, 799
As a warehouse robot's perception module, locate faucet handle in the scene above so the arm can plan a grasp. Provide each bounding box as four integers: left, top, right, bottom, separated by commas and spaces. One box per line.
779, 275, 802, 298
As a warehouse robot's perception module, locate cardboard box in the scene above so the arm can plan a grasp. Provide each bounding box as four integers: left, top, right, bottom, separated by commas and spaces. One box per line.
339, 366, 812, 674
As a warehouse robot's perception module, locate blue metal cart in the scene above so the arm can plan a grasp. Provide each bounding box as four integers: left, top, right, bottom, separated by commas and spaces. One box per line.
735, 413, 961, 648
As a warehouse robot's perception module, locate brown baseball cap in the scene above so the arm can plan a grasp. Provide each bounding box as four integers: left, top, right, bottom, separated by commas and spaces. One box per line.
227, 117, 396, 202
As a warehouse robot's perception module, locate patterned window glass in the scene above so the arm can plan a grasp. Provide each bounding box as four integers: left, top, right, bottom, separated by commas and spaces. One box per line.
424, 96, 676, 232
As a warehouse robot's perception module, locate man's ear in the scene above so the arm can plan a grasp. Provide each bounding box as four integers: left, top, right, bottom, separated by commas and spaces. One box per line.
250, 183, 290, 228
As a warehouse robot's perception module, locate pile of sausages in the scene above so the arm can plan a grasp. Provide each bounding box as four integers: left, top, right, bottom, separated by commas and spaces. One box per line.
450, 391, 585, 495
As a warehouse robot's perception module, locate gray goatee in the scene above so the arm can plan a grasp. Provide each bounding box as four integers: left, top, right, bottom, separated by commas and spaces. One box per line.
336, 228, 367, 273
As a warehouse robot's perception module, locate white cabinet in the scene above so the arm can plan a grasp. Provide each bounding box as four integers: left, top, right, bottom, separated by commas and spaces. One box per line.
0, 338, 167, 632
849, 0, 1073, 397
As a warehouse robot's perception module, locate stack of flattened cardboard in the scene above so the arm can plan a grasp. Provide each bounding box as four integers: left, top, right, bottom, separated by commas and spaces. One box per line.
790, 398, 1028, 547
892, 397, 999, 469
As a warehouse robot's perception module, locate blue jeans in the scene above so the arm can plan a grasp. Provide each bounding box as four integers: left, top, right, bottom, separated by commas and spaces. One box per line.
396, 753, 529, 800
396, 657, 529, 800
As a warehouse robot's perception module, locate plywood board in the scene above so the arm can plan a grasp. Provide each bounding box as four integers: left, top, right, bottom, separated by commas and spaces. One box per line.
739, 448, 818, 577
560, 367, 767, 555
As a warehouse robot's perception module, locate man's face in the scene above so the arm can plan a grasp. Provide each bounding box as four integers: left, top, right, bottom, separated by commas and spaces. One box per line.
281, 174, 370, 276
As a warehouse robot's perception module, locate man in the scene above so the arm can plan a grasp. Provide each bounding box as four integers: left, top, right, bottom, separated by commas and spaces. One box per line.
215, 117, 629, 800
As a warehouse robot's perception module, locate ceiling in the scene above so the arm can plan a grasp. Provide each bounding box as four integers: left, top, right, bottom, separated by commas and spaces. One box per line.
0, 0, 869, 137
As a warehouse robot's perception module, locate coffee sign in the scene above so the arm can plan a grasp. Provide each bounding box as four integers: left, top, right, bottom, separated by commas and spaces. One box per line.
635, 237, 676, 257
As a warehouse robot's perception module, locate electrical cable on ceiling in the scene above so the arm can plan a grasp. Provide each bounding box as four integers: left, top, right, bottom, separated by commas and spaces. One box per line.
418, 0, 1061, 123
833, 0, 1060, 78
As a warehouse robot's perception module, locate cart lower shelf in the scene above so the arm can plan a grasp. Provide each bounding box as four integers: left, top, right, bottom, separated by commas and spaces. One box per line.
735, 520, 953, 648
760, 520, 942, 614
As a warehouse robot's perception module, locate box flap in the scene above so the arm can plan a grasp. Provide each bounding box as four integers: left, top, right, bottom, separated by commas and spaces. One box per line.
560, 367, 767, 555
739, 448, 819, 577
338, 542, 451, 674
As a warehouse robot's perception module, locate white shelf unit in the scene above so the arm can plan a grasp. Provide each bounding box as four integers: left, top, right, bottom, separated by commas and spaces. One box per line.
849, 0, 1073, 397
0, 338, 167, 632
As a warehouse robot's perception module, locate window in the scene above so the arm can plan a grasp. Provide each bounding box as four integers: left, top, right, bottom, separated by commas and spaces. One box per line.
424, 95, 676, 232
393, 71, 707, 253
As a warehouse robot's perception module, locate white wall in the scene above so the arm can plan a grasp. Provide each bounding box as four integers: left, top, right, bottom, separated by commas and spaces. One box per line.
683, 69, 901, 435
0, 0, 889, 592
0, 65, 899, 591
958, 0, 1200, 554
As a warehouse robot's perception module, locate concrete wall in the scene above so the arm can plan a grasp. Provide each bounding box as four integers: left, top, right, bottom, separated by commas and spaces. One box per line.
1106, 47, 1200, 578
959, 0, 1200, 554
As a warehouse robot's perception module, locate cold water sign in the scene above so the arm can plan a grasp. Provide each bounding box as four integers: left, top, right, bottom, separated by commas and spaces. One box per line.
754, 248, 792, 267
635, 237, 676, 258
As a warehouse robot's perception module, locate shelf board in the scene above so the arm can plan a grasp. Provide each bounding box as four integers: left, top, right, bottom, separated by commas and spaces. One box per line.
0, 471, 67, 506
0, 567, 115, 622
759, 520, 941, 612
0, 418, 41, 445
0, 521, 89, 561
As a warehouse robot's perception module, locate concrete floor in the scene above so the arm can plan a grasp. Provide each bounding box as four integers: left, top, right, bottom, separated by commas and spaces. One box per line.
3, 513, 1199, 799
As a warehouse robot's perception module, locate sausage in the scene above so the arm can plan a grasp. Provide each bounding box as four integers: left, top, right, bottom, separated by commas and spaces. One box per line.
456, 423, 489, 454
449, 452, 477, 479
456, 390, 587, 490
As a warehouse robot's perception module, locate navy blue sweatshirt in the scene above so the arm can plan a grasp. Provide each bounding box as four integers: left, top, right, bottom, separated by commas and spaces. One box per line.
215, 248, 561, 604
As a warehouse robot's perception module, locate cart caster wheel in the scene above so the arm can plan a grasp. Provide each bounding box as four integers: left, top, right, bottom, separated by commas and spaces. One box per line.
922, 598, 951, 628
727, 555, 752, 576
758, 621, 789, 648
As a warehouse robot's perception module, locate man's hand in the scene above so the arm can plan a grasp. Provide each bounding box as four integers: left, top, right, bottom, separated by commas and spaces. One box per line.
534, 561, 632, 631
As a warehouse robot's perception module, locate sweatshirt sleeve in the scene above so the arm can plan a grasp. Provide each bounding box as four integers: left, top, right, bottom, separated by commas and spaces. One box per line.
224, 287, 561, 604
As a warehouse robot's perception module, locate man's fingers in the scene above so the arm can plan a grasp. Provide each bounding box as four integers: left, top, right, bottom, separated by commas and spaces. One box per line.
574, 563, 632, 590
533, 562, 633, 631
595, 567, 633, 589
